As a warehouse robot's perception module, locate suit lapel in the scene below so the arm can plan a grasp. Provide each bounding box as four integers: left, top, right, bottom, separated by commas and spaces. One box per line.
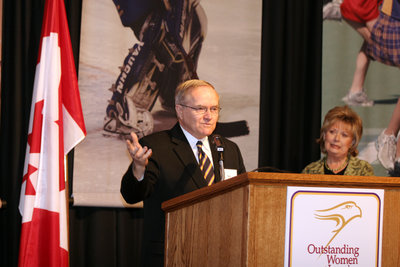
170, 124, 208, 188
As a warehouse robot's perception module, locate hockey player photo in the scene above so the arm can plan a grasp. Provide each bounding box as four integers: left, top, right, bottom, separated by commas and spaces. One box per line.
73, 0, 262, 207
103, 0, 207, 138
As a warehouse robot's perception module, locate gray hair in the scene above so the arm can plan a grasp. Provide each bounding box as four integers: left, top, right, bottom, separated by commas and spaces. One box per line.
174, 79, 217, 105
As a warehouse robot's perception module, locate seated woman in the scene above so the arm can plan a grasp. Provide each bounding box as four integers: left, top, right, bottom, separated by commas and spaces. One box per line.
302, 106, 374, 176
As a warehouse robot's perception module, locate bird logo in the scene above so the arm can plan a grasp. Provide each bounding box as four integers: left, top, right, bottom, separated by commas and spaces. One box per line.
314, 201, 362, 247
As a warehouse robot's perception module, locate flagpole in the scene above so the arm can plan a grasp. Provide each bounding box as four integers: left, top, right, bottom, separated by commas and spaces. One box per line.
0, 198, 6, 209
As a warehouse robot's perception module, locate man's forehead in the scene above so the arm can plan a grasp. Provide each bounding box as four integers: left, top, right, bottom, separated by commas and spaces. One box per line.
186, 87, 219, 102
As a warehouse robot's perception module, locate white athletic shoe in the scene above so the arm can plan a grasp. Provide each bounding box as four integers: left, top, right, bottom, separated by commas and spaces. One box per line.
375, 129, 397, 170
323, 0, 343, 21
342, 91, 374, 107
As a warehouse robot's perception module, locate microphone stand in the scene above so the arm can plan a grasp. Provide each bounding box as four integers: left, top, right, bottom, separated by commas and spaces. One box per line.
213, 135, 225, 181
217, 147, 225, 181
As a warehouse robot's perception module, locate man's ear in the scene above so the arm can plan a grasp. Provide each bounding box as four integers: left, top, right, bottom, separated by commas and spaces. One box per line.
175, 105, 183, 120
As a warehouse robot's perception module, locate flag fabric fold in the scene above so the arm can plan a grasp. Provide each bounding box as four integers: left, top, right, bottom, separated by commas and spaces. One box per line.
18, 0, 86, 266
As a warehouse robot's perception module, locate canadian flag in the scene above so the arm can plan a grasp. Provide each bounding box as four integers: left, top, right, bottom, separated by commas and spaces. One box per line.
18, 0, 86, 266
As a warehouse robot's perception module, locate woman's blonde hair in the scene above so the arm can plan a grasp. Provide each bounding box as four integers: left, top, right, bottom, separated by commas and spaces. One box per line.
317, 105, 363, 157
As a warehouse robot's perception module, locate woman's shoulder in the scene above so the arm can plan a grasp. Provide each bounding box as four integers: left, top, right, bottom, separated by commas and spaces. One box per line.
346, 156, 374, 176
302, 158, 324, 174
348, 156, 371, 166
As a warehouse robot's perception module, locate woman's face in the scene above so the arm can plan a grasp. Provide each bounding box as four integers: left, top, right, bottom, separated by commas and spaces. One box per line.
324, 121, 354, 160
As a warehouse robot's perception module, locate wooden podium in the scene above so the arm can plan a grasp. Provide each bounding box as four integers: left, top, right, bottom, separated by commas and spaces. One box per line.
162, 172, 400, 266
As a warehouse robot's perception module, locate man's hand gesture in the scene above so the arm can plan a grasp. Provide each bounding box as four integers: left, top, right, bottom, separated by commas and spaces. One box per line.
126, 132, 152, 180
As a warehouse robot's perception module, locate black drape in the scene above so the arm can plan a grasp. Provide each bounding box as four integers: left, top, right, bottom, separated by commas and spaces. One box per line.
0, 0, 322, 266
259, 0, 322, 172
0, 1, 44, 267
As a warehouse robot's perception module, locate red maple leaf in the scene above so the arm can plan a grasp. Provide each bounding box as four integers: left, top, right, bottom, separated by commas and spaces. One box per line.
23, 99, 45, 196
27, 100, 44, 153
22, 164, 37, 195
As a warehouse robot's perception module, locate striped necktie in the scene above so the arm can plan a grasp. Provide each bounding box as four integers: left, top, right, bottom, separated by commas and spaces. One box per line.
196, 141, 215, 186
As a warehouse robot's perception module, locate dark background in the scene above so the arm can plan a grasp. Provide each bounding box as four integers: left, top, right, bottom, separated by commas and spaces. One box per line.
0, 0, 322, 266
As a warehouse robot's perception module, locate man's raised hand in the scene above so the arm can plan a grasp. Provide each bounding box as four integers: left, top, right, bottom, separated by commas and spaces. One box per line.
126, 132, 152, 179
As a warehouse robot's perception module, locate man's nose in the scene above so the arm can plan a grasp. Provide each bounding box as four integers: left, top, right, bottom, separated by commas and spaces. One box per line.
203, 109, 212, 117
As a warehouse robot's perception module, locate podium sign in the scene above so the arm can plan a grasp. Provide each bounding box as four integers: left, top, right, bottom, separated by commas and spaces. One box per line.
284, 187, 384, 267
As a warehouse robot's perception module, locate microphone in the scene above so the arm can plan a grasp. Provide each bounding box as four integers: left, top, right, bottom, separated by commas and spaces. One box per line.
213, 135, 225, 181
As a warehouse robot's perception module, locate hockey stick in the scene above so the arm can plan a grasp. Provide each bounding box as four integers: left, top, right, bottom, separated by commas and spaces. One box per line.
214, 120, 250, 138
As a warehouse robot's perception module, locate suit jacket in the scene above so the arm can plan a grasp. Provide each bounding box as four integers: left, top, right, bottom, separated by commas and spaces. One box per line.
120, 123, 246, 266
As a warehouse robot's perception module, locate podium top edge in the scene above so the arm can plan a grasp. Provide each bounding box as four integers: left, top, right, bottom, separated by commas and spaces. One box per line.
162, 172, 400, 212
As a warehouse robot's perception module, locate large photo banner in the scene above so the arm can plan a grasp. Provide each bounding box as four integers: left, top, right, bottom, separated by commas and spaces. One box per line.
322, 0, 400, 177
73, 0, 262, 206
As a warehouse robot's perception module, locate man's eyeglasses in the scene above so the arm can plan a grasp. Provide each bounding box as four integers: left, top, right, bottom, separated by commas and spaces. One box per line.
179, 104, 221, 115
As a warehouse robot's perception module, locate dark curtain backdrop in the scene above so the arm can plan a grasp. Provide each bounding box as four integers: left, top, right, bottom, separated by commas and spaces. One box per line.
260, 1, 322, 172
0, 0, 322, 266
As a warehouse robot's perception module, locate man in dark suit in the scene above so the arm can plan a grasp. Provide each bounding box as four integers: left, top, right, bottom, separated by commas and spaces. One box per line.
120, 79, 246, 266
